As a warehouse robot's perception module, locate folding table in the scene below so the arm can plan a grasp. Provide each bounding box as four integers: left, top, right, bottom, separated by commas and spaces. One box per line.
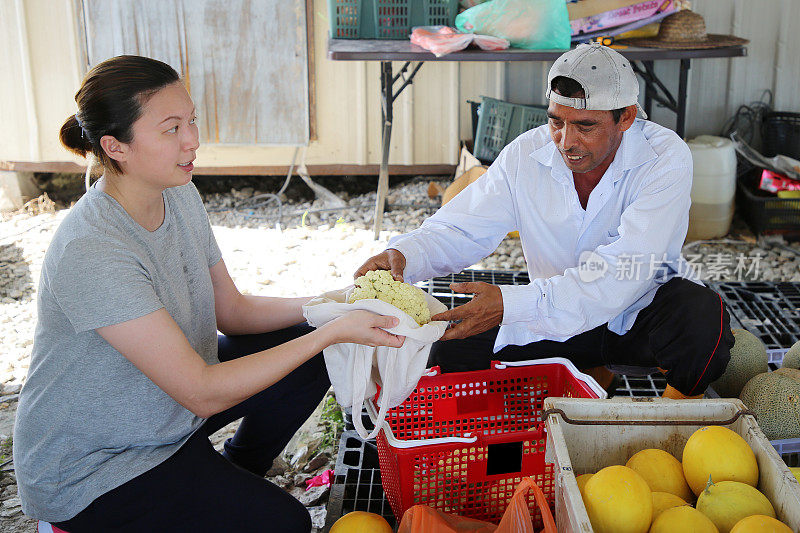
327, 39, 747, 238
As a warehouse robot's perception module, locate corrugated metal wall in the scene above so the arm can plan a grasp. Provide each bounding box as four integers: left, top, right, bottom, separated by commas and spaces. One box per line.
0, 0, 796, 169
648, 0, 799, 136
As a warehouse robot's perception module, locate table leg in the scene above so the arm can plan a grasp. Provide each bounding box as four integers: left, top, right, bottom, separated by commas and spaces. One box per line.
631, 60, 687, 137
373, 62, 393, 240
676, 59, 690, 139
371, 60, 423, 240
643, 60, 654, 118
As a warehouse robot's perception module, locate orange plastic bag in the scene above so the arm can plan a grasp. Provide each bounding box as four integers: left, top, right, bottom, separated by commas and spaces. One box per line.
398, 506, 497, 533
397, 477, 557, 533
496, 477, 557, 533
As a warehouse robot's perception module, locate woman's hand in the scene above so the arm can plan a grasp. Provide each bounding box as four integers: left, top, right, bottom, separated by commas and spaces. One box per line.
323, 310, 405, 348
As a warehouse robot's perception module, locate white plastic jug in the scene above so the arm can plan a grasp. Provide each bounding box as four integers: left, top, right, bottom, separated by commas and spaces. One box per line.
686, 135, 737, 240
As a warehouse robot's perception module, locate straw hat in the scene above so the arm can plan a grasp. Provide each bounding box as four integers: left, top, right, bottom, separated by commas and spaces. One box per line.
621, 10, 748, 49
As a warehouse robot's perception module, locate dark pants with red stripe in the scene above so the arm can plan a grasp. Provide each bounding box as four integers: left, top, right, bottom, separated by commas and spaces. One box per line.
428, 278, 734, 396
53, 325, 329, 533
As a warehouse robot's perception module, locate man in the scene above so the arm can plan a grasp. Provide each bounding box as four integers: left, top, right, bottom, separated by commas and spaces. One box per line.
356, 43, 734, 400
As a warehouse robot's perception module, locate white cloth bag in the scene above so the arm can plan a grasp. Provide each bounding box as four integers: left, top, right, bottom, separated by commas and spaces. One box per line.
303, 287, 448, 439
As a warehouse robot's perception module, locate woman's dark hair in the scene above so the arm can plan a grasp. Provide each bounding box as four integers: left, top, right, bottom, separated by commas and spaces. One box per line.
59, 55, 180, 174
551, 76, 625, 123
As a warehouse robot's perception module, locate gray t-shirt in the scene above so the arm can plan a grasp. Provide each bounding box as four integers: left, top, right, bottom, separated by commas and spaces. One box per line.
14, 182, 222, 522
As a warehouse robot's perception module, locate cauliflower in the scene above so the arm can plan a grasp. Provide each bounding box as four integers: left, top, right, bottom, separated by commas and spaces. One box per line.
348, 270, 431, 325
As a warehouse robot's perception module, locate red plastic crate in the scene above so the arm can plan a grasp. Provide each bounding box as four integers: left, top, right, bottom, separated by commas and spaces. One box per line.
367, 358, 605, 526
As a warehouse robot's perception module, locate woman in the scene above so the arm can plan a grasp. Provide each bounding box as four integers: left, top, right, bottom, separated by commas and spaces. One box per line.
13, 55, 403, 532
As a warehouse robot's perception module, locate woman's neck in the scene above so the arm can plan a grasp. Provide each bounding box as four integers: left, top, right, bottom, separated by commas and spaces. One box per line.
97, 173, 166, 232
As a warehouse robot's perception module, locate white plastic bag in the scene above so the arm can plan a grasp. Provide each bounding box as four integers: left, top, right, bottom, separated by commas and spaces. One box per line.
411, 26, 475, 57
460, 0, 488, 7
303, 287, 448, 439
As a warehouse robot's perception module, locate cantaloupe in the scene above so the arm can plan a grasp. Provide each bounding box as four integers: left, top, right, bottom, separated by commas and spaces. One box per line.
583, 465, 652, 533
696, 480, 775, 533
626, 448, 693, 502
651, 491, 689, 521
781, 341, 800, 370
331, 511, 393, 533
682, 426, 759, 496
739, 368, 800, 440
711, 329, 768, 397
649, 505, 719, 533
730, 515, 793, 533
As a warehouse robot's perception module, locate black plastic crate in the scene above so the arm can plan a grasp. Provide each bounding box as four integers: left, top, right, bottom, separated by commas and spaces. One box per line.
614, 373, 668, 397
324, 429, 396, 532
711, 281, 800, 360
762, 111, 800, 160
415, 269, 530, 309
736, 168, 800, 236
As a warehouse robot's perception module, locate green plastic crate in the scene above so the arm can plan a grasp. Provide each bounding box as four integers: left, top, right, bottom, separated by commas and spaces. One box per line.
328, 0, 459, 40
474, 96, 549, 163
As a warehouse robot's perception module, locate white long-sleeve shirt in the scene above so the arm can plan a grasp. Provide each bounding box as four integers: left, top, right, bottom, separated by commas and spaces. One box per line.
389, 119, 698, 351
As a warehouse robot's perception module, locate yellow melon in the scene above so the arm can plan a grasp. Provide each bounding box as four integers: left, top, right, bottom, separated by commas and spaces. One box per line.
682, 426, 759, 496
730, 515, 793, 533
651, 491, 689, 521
626, 448, 693, 502
576, 473, 593, 499
583, 465, 652, 533
696, 480, 775, 533
790, 467, 800, 484
650, 505, 719, 533
330, 511, 393, 533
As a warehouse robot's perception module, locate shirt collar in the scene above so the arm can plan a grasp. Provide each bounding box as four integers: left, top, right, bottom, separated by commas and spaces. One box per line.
530, 120, 658, 183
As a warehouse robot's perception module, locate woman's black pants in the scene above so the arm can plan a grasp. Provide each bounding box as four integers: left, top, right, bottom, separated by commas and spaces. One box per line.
429, 278, 735, 396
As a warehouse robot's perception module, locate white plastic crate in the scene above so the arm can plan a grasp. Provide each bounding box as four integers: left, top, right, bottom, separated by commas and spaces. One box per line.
769, 347, 790, 366
543, 397, 800, 533
773, 438, 800, 468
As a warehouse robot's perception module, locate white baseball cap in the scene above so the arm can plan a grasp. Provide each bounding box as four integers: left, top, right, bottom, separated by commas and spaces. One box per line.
546, 42, 647, 119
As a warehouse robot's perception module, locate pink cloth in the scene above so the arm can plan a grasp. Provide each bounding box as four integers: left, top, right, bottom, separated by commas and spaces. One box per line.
473, 34, 510, 51
305, 469, 334, 490
410, 26, 509, 57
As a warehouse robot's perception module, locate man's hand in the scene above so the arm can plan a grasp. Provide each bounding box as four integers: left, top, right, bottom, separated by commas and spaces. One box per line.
431, 282, 503, 341
354, 249, 406, 281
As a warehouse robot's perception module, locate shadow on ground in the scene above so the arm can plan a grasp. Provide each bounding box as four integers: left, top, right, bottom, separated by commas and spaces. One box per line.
34, 172, 421, 206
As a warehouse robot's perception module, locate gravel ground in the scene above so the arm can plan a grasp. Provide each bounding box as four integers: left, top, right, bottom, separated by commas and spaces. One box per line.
1, 173, 800, 531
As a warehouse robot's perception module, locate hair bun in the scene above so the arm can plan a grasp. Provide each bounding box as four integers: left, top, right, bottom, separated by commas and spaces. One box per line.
59, 114, 91, 158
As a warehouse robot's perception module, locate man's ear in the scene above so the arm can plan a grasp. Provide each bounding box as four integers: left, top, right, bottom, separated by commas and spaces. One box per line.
617, 105, 638, 132
99, 135, 129, 163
